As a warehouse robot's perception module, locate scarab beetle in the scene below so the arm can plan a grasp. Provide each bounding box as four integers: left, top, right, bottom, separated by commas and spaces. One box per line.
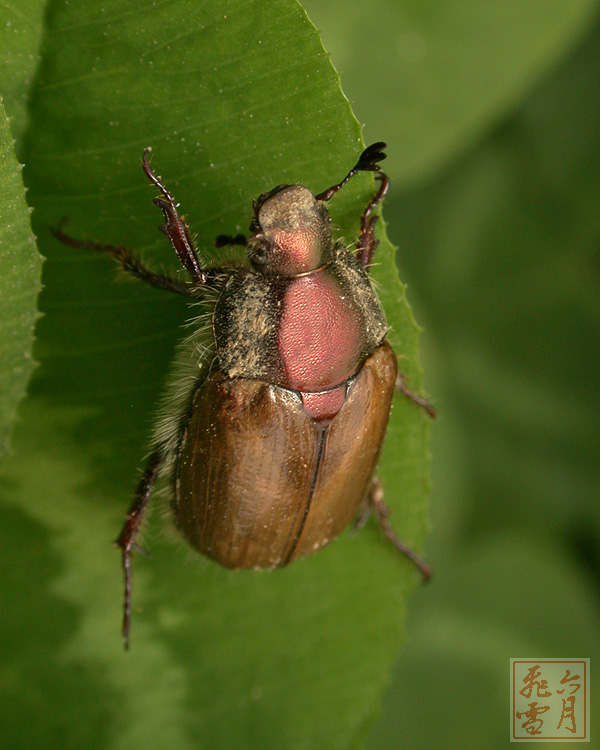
55, 143, 433, 648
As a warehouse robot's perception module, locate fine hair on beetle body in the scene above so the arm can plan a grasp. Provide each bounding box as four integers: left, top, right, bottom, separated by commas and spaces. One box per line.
53, 142, 434, 649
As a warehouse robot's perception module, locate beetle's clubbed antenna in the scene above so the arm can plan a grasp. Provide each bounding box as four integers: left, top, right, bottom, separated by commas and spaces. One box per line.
142, 148, 207, 284
315, 142, 388, 202
214, 233, 247, 248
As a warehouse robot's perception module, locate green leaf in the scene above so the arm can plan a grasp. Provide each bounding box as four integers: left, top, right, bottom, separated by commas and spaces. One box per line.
0, 0, 47, 149
302, 0, 599, 187
366, 533, 600, 749
0, 2, 430, 748
0, 97, 42, 462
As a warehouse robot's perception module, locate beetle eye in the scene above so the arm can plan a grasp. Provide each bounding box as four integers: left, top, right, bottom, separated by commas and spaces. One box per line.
249, 243, 270, 269
254, 247, 267, 263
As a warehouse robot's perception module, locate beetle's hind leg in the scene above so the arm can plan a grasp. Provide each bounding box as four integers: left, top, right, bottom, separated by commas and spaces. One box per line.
52, 220, 193, 297
115, 448, 163, 649
361, 477, 431, 580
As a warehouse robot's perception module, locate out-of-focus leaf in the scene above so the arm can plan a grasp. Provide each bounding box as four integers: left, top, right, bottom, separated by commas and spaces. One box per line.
0, 1, 430, 748
0, 97, 41, 461
366, 18, 600, 750
388, 19, 600, 541
303, 0, 599, 187
366, 532, 600, 750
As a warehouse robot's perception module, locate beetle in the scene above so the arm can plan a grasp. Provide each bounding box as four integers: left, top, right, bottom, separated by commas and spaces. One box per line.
54, 142, 434, 648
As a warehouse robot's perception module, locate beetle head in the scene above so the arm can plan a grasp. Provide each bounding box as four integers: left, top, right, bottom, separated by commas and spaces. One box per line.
248, 185, 331, 276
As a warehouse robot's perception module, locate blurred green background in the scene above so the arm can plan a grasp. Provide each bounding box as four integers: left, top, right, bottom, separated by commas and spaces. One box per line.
1, 0, 599, 748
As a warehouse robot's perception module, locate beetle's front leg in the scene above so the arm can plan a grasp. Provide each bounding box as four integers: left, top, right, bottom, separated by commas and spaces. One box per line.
356, 173, 390, 269
142, 148, 208, 284
115, 448, 163, 649
365, 477, 431, 580
314, 142, 390, 270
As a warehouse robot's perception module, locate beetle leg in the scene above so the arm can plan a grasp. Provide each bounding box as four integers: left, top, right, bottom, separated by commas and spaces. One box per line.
52, 220, 194, 297
353, 501, 372, 532
142, 148, 208, 284
114, 448, 163, 649
396, 372, 436, 418
367, 478, 432, 580
356, 172, 390, 269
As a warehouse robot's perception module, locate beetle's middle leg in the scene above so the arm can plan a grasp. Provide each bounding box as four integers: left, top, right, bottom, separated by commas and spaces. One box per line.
361, 477, 432, 580
52, 221, 194, 297
395, 372, 436, 418
115, 448, 163, 649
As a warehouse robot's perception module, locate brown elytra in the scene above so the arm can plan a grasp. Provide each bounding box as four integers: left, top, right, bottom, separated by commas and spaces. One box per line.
175, 342, 397, 569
